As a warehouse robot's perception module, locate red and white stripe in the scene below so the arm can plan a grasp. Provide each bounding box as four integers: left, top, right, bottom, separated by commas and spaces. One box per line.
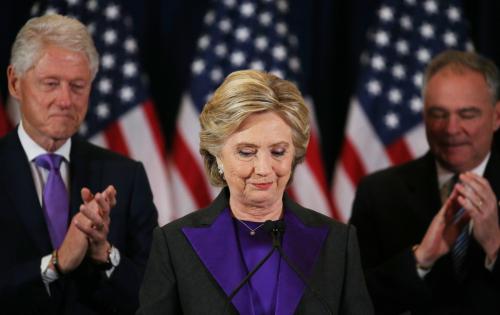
288, 99, 335, 218
331, 98, 428, 222
169, 94, 221, 218
88, 100, 173, 225
0, 95, 12, 137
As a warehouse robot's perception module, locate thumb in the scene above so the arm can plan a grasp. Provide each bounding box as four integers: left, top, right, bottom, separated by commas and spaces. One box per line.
81, 187, 94, 204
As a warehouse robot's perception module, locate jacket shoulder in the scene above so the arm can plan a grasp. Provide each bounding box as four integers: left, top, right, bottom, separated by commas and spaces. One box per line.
285, 195, 350, 233
72, 137, 141, 165
358, 154, 431, 188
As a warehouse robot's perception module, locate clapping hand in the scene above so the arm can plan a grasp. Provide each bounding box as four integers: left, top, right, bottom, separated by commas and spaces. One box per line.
414, 187, 469, 268
74, 185, 117, 263
455, 172, 500, 261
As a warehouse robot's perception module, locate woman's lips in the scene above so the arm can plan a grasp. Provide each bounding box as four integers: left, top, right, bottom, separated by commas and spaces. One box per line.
252, 182, 273, 190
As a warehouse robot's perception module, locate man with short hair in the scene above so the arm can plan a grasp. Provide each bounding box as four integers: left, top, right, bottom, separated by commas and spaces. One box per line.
0, 14, 157, 314
351, 50, 500, 314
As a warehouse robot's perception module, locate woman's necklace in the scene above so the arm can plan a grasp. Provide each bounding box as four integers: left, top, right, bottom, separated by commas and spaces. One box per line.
237, 219, 265, 236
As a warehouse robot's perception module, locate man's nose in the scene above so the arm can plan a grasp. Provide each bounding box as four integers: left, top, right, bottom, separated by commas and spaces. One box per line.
445, 115, 461, 134
56, 83, 72, 108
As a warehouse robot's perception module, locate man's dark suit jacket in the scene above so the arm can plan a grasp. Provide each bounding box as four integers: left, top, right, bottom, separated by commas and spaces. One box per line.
138, 188, 374, 315
0, 130, 158, 315
350, 150, 500, 315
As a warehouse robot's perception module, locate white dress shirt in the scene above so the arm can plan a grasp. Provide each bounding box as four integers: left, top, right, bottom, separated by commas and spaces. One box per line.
18, 122, 118, 295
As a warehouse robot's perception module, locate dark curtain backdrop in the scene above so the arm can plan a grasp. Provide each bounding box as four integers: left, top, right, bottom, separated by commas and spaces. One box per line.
1, 0, 499, 183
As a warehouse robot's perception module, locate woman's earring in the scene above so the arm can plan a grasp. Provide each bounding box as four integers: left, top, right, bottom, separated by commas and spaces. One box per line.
217, 163, 224, 175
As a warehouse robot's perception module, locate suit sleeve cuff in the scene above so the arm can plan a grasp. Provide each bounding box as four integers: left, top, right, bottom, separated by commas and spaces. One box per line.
416, 265, 432, 278
485, 254, 498, 271
41, 254, 59, 295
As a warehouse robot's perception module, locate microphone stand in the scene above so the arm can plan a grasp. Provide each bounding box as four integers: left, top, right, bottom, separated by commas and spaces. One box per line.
275, 245, 333, 315
223, 220, 333, 315
222, 221, 278, 314
270, 221, 333, 315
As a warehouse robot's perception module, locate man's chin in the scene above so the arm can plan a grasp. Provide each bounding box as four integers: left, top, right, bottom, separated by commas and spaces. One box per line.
48, 128, 77, 141
439, 145, 470, 158
437, 155, 473, 172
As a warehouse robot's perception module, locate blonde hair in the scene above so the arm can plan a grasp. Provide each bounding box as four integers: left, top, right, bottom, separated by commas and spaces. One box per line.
199, 70, 310, 186
10, 14, 99, 79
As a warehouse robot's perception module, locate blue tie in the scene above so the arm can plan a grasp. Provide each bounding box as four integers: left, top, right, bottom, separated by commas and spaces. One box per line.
35, 154, 69, 249
449, 174, 469, 281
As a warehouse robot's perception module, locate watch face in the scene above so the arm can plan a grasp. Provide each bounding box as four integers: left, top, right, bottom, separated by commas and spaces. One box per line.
109, 246, 121, 267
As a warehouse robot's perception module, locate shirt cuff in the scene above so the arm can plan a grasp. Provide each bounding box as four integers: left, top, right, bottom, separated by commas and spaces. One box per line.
412, 244, 432, 279
416, 265, 432, 278
485, 254, 498, 271
104, 246, 121, 278
40, 254, 59, 295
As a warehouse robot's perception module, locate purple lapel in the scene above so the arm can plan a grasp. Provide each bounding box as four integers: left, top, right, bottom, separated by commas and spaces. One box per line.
182, 208, 253, 315
275, 211, 329, 315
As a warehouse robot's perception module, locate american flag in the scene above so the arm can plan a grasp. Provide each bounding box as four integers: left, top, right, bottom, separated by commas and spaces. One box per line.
170, 0, 334, 218
0, 93, 11, 137
331, 0, 471, 222
28, 0, 173, 224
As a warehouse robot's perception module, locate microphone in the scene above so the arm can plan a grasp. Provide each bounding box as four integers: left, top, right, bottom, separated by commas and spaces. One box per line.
265, 220, 333, 315
222, 220, 280, 314
264, 219, 285, 247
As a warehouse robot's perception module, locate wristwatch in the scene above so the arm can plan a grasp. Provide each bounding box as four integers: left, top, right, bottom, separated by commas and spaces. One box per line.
108, 245, 121, 268
97, 245, 121, 270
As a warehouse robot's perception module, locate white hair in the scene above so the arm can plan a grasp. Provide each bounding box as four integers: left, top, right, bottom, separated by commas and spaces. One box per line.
10, 14, 99, 79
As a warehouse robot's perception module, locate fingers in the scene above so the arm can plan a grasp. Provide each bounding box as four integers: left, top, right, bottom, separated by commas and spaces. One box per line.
456, 172, 496, 218
455, 174, 499, 249
77, 195, 110, 240
74, 210, 109, 242
81, 187, 94, 204
80, 185, 117, 216
453, 196, 471, 224
76, 186, 116, 243
460, 172, 491, 193
79, 201, 106, 228
73, 212, 93, 235
104, 185, 117, 207
93, 192, 110, 217
443, 188, 463, 223
456, 189, 484, 224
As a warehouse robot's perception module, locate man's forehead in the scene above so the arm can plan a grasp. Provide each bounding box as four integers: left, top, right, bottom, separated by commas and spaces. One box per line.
29, 47, 92, 78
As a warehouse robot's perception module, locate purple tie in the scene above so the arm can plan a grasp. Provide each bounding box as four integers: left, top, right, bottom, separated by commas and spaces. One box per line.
35, 154, 69, 249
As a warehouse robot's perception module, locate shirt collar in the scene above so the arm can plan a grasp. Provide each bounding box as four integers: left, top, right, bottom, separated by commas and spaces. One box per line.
17, 121, 71, 163
436, 153, 490, 188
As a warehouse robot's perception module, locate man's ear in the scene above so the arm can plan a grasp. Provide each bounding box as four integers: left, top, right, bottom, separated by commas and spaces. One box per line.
7, 65, 22, 101
494, 100, 500, 131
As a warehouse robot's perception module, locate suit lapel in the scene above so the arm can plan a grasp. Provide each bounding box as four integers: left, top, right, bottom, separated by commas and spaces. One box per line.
182, 191, 253, 315
405, 152, 441, 224
275, 208, 329, 315
182, 190, 329, 315
68, 138, 101, 218
484, 149, 500, 198
0, 131, 52, 252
